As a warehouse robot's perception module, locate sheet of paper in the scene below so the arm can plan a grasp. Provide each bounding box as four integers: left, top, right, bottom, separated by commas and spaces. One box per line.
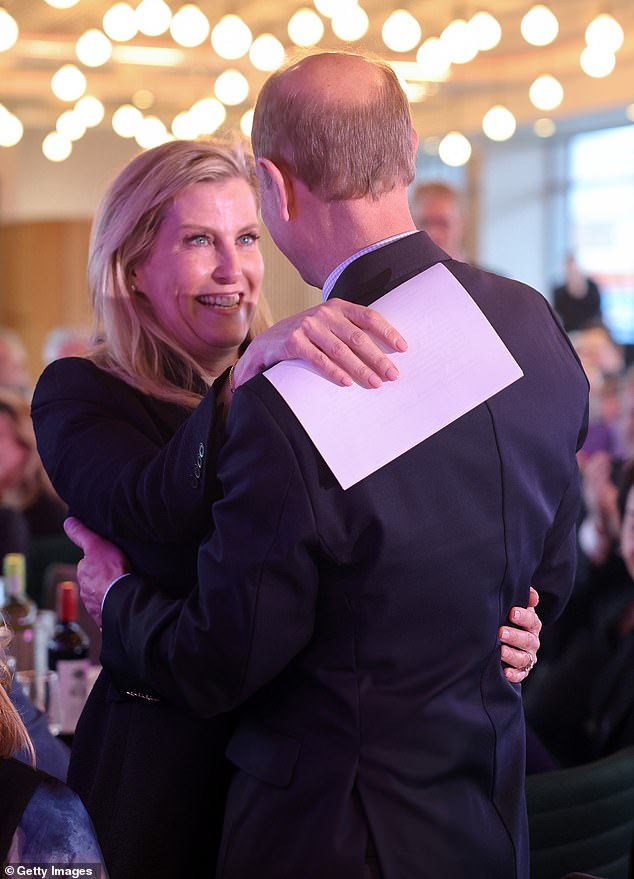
264, 262, 524, 490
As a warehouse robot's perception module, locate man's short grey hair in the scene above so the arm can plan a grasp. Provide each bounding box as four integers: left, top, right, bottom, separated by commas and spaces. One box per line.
251, 52, 416, 202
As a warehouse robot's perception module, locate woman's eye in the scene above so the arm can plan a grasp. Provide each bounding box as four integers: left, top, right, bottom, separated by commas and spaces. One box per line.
187, 234, 210, 246
238, 233, 259, 246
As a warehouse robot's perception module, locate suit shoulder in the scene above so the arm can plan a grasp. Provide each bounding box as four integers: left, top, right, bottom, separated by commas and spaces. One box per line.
33, 357, 140, 409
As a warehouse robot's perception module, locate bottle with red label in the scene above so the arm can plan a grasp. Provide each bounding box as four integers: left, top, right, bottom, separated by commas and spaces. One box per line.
48, 580, 90, 736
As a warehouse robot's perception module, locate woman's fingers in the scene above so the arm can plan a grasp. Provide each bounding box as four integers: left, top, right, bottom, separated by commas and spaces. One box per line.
235, 299, 408, 390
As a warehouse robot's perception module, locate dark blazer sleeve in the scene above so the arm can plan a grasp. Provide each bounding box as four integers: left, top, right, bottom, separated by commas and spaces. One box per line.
101, 383, 322, 715
31, 357, 223, 544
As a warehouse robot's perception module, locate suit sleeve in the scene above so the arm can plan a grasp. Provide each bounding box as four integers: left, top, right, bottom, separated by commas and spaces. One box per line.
31, 357, 224, 544
100, 384, 322, 715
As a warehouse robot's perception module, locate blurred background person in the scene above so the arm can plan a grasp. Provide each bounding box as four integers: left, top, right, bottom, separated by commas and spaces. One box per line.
0, 623, 106, 869
552, 252, 603, 333
0, 388, 66, 543
526, 459, 634, 767
411, 180, 466, 260
0, 327, 31, 397
41, 326, 91, 367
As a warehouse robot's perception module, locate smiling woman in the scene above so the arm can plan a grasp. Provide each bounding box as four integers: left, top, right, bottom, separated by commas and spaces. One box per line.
131, 177, 264, 373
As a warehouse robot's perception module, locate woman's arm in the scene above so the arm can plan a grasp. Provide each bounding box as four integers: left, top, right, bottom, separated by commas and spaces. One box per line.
33, 303, 406, 544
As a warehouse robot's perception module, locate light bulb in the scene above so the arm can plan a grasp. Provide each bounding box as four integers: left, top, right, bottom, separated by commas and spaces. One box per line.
103, 3, 138, 41
580, 45, 616, 78
533, 117, 556, 137
0, 109, 23, 146
56, 110, 87, 141
214, 70, 249, 106
438, 131, 472, 166
482, 105, 516, 141
529, 74, 563, 111
211, 14, 252, 59
76, 29, 113, 67
249, 34, 285, 71
382, 10, 422, 53
288, 9, 324, 47
0, 8, 18, 53
332, 5, 369, 41
135, 115, 170, 149
42, 132, 73, 162
112, 104, 143, 137
416, 37, 451, 80
188, 97, 226, 134
585, 14, 624, 52
469, 11, 501, 51
521, 5, 559, 47
74, 96, 105, 127
51, 65, 87, 102
136, 0, 172, 37
440, 19, 478, 64
240, 109, 254, 138
170, 5, 210, 47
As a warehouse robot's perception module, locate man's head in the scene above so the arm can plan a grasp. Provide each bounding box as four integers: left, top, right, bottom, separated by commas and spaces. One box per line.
251, 51, 416, 203
411, 181, 465, 259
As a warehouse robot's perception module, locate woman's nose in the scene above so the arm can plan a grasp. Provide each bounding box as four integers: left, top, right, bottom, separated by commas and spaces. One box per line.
213, 245, 242, 284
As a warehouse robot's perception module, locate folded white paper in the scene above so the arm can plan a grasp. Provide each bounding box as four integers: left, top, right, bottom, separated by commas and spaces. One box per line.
264, 262, 523, 490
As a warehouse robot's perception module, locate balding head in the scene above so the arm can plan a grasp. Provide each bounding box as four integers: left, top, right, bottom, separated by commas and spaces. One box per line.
251, 51, 416, 202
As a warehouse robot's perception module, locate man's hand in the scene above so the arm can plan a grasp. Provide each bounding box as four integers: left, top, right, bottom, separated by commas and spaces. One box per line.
64, 517, 130, 628
234, 298, 408, 391
499, 586, 542, 683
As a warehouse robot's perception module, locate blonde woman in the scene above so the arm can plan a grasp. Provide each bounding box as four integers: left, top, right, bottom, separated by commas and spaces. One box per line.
32, 137, 541, 879
0, 625, 107, 870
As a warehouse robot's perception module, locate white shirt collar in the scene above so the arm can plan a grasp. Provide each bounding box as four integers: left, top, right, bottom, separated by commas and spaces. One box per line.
321, 230, 418, 301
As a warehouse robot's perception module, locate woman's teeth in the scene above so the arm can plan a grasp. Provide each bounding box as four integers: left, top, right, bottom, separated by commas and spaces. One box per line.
196, 294, 240, 308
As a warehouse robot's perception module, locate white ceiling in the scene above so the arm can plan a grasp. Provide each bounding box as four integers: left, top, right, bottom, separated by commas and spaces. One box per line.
1, 0, 633, 143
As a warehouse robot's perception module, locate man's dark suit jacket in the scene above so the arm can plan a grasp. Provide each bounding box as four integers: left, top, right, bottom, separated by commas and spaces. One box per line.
102, 232, 589, 879
31, 360, 234, 879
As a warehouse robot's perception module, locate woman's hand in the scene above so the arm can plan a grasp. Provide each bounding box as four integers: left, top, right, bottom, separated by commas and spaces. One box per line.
234, 298, 408, 391
499, 586, 542, 683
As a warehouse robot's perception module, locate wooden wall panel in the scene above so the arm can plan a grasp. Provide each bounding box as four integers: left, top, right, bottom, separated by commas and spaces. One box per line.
0, 220, 92, 383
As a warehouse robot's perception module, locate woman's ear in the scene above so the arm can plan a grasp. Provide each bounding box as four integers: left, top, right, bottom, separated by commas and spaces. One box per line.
257, 157, 292, 222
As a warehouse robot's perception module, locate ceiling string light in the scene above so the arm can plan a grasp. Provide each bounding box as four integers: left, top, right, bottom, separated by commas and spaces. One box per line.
288, 9, 324, 47
211, 14, 252, 59
438, 131, 472, 166
0, 104, 23, 146
103, 3, 138, 41
170, 5, 210, 48
76, 29, 113, 67
482, 105, 517, 141
520, 5, 559, 47
382, 10, 422, 53
0, 7, 18, 53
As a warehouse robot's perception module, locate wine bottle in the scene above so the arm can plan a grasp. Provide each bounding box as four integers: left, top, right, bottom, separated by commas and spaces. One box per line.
2, 553, 36, 671
48, 580, 90, 736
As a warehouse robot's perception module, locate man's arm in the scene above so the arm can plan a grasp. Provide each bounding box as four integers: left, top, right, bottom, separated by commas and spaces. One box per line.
98, 385, 323, 715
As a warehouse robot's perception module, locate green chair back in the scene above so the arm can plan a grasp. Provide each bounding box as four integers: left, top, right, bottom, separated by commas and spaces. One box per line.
527, 746, 634, 879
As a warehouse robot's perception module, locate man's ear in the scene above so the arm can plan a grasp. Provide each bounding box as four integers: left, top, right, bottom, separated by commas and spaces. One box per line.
257, 157, 292, 222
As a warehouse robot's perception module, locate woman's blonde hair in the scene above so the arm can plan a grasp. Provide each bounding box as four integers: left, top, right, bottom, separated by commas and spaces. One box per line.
88, 136, 273, 408
0, 388, 58, 511
0, 623, 35, 764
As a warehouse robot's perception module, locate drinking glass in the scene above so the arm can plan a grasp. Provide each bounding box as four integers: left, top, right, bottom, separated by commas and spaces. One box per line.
16, 669, 62, 736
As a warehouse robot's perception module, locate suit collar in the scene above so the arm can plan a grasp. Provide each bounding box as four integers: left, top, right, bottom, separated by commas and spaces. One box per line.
327, 231, 451, 307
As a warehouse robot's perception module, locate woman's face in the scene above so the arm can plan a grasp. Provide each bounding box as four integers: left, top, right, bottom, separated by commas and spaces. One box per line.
133, 177, 264, 372
0, 412, 28, 491
621, 485, 634, 579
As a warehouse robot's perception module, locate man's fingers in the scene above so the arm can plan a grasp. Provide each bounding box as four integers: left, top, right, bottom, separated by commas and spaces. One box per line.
510, 604, 542, 635
64, 516, 89, 551
528, 586, 539, 608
